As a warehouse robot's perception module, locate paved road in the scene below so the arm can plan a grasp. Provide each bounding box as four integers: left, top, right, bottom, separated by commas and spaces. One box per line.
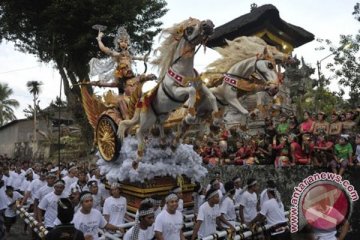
6, 217, 31, 240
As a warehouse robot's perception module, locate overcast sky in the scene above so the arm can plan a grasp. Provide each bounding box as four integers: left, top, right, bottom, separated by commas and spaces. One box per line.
0, 0, 358, 119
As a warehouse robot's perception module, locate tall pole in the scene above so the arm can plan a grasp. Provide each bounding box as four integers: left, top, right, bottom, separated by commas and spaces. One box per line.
58, 76, 62, 179
33, 95, 37, 142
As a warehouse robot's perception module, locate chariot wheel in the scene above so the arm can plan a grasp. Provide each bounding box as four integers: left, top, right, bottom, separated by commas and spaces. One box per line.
96, 115, 121, 162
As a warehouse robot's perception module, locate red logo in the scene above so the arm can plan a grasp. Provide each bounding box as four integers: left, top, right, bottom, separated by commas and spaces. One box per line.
301, 184, 349, 230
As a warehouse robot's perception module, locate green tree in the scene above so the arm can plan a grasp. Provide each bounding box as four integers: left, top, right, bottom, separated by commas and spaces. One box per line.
26, 80, 43, 142
0, 83, 19, 126
0, 0, 167, 145
317, 2, 360, 107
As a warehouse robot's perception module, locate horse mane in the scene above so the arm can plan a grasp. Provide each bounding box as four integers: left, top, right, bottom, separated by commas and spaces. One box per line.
151, 17, 201, 79
205, 36, 285, 86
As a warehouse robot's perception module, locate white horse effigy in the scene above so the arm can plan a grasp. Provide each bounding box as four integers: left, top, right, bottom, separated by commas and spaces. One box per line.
118, 18, 217, 166
176, 36, 282, 138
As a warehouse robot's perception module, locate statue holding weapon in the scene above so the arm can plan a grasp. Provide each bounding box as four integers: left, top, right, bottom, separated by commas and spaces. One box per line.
86, 25, 156, 119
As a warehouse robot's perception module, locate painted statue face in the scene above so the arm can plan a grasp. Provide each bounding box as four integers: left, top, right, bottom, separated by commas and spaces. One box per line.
118, 38, 129, 50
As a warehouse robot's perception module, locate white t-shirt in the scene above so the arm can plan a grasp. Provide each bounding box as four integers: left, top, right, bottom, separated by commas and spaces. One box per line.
69, 181, 89, 194
92, 192, 102, 211
38, 191, 67, 228
0, 188, 10, 211
197, 201, 221, 238
26, 179, 46, 202
34, 184, 53, 202
1, 175, 9, 188
63, 175, 78, 195
239, 191, 258, 223
260, 199, 286, 227
206, 183, 225, 194
103, 196, 127, 227
193, 193, 205, 214
123, 225, 155, 240
260, 189, 269, 209
234, 188, 243, 207
177, 199, 183, 212
314, 229, 337, 240
73, 208, 107, 240
154, 209, 183, 240
220, 196, 237, 228
9, 171, 24, 190
20, 179, 30, 192
5, 191, 23, 217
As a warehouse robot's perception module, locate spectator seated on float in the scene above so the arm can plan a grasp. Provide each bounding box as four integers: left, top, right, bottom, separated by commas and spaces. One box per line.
313, 111, 330, 136
300, 111, 315, 135
331, 135, 353, 176
254, 135, 274, 165
313, 134, 334, 167
273, 135, 291, 168
234, 141, 252, 165
276, 114, 289, 135
201, 141, 221, 165
354, 134, 360, 166
290, 133, 313, 165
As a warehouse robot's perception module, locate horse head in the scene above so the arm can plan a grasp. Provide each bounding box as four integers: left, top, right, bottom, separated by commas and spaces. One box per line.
252, 47, 280, 96
152, 18, 214, 79
181, 18, 214, 45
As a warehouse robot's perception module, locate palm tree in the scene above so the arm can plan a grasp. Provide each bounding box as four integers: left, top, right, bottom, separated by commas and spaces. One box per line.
0, 83, 19, 126
26, 80, 43, 141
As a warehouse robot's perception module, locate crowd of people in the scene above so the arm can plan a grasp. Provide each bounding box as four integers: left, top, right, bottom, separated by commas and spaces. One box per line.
0, 160, 350, 240
194, 109, 360, 176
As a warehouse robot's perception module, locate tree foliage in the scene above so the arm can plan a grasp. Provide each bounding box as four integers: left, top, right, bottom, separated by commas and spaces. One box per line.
0, 83, 19, 126
26, 80, 43, 98
316, 2, 360, 107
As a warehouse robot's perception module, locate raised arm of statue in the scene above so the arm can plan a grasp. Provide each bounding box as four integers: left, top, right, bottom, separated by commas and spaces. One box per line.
96, 31, 119, 57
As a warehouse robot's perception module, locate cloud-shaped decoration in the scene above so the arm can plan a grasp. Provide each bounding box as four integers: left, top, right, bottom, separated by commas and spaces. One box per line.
97, 136, 208, 183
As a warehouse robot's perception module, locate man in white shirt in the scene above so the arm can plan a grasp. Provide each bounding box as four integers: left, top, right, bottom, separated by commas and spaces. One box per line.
87, 180, 103, 211
63, 165, 78, 196
73, 191, 123, 240
171, 186, 183, 212
8, 165, 24, 191
154, 193, 185, 240
34, 171, 57, 202
249, 187, 289, 240
69, 170, 88, 194
38, 179, 67, 230
123, 201, 155, 240
232, 176, 244, 207
259, 180, 275, 209
239, 178, 259, 225
0, 183, 10, 240
91, 168, 110, 200
103, 183, 127, 228
21, 168, 47, 206
192, 183, 205, 216
191, 188, 223, 240
207, 179, 223, 200
206, 172, 225, 194
220, 181, 238, 230
4, 186, 23, 233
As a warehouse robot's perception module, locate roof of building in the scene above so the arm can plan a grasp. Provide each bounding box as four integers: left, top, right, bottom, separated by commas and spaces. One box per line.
0, 119, 28, 131
206, 4, 314, 48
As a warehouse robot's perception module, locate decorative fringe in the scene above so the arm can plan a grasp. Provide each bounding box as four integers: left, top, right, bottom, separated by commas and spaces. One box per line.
97, 136, 208, 183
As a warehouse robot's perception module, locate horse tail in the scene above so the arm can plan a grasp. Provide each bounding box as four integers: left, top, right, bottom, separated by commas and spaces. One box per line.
117, 108, 140, 140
